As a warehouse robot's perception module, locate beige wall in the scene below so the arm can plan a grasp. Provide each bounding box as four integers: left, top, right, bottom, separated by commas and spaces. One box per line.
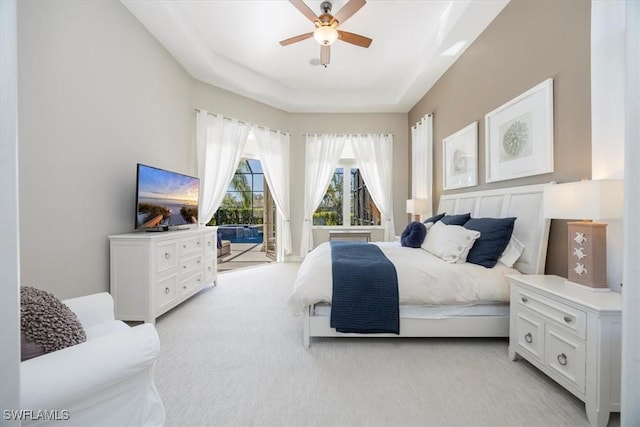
408, 0, 591, 277
17, 0, 408, 297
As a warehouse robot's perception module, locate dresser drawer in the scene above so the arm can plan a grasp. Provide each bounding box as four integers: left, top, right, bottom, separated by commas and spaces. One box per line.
545, 327, 586, 394
179, 236, 203, 255
155, 241, 178, 273
204, 257, 216, 282
204, 233, 216, 257
180, 255, 203, 276
516, 288, 586, 339
157, 274, 178, 309
180, 273, 204, 294
514, 310, 544, 362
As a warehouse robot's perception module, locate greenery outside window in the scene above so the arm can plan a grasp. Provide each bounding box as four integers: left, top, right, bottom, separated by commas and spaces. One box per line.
209, 159, 264, 225
313, 166, 380, 226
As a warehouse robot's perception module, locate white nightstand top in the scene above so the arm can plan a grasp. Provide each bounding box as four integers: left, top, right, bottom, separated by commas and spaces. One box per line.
507, 274, 622, 313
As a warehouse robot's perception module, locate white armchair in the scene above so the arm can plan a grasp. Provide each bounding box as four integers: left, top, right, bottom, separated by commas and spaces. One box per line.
20, 292, 165, 426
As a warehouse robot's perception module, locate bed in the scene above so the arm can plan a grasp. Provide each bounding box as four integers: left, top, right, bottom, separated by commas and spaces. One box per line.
288, 184, 550, 347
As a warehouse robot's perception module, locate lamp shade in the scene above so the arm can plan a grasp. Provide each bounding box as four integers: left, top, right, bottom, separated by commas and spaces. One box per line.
406, 198, 429, 215
543, 180, 623, 220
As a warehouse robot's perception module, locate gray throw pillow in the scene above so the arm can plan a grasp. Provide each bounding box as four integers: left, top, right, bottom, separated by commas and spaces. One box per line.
20, 286, 86, 361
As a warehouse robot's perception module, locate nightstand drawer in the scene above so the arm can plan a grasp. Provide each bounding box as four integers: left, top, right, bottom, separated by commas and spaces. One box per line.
514, 311, 544, 362
546, 327, 586, 394
516, 288, 586, 339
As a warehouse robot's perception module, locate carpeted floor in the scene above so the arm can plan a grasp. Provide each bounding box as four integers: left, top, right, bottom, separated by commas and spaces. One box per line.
153, 262, 619, 427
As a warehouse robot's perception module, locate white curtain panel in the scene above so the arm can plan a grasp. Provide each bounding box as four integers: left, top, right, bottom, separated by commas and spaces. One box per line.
411, 114, 434, 217
254, 126, 292, 259
196, 110, 250, 225
351, 134, 396, 241
300, 134, 346, 257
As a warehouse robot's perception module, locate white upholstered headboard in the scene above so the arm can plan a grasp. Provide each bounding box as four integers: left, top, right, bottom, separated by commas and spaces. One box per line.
437, 184, 550, 275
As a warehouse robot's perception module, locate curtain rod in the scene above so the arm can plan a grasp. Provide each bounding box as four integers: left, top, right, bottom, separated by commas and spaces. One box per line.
302, 133, 394, 137
194, 109, 289, 136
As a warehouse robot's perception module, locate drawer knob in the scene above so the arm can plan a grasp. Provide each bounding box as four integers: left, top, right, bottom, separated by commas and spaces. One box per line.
183, 285, 187, 290
524, 332, 533, 344
164, 287, 170, 294
197, 241, 201, 246
165, 252, 171, 259
183, 244, 187, 249
197, 259, 201, 264
207, 241, 212, 246
183, 265, 187, 269
563, 316, 573, 323
557, 353, 568, 366
521, 296, 528, 303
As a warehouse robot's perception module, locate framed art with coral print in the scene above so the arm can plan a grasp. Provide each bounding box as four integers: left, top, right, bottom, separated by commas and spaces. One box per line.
443, 121, 477, 190
485, 78, 554, 183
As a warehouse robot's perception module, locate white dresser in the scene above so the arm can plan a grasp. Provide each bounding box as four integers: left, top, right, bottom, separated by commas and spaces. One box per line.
507, 275, 622, 427
109, 227, 217, 323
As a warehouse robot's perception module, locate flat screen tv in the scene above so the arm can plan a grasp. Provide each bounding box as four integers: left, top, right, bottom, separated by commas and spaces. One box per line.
135, 163, 199, 231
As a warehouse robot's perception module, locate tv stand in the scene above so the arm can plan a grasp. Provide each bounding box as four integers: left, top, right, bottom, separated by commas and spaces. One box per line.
109, 227, 218, 323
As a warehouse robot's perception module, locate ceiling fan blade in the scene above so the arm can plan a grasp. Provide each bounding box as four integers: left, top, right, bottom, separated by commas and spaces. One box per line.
289, 0, 319, 23
279, 32, 313, 46
333, 0, 366, 25
320, 45, 330, 66
338, 30, 372, 48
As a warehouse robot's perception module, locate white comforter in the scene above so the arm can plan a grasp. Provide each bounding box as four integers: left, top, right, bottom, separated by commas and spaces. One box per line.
287, 241, 520, 314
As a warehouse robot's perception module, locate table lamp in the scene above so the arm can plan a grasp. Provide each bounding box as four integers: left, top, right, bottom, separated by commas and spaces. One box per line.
406, 198, 429, 222
543, 180, 623, 291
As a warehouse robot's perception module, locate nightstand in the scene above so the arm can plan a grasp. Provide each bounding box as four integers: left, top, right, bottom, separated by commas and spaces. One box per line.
507, 275, 622, 427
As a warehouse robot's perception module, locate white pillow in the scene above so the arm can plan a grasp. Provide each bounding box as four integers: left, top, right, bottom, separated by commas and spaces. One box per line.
422, 221, 481, 263
498, 235, 525, 268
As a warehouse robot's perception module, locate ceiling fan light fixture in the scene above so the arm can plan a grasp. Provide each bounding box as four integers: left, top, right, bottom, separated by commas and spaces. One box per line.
313, 26, 339, 45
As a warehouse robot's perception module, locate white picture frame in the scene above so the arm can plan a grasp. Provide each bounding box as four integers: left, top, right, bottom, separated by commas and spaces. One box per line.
443, 121, 478, 191
485, 78, 554, 183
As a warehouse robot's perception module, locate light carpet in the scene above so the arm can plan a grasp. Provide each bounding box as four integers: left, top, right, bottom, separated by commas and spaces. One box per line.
154, 262, 619, 427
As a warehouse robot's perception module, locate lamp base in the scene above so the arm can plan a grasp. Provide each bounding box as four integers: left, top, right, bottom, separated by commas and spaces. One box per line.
567, 221, 607, 289
563, 279, 611, 293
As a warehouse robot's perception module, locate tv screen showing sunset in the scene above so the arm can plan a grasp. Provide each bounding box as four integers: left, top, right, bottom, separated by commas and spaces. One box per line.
136, 164, 199, 228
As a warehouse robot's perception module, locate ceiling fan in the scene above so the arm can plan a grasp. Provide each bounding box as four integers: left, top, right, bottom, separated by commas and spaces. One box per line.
280, 0, 372, 67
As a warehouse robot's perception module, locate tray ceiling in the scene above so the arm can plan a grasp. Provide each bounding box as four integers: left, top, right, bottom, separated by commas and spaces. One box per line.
122, 0, 509, 113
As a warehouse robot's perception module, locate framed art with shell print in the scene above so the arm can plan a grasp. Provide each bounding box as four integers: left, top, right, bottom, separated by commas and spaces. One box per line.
485, 78, 554, 183
443, 121, 477, 190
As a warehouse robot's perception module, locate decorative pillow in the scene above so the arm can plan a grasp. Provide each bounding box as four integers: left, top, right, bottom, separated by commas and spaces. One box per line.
422, 212, 445, 225
422, 221, 481, 263
464, 217, 517, 268
499, 235, 525, 268
20, 286, 86, 361
440, 213, 471, 226
401, 221, 427, 248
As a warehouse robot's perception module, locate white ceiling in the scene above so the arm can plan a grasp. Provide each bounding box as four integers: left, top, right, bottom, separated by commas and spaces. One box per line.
121, 0, 509, 113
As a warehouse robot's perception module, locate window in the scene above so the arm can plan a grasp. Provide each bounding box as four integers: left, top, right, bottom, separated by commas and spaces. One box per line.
313, 166, 380, 226
212, 159, 264, 225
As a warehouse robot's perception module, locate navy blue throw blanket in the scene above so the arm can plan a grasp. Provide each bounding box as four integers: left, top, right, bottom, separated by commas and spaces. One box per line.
330, 241, 399, 334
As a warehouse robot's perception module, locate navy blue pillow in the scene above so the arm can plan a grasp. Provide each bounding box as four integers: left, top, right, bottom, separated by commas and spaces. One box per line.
401, 221, 427, 248
440, 213, 471, 226
464, 217, 516, 268
423, 212, 445, 224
